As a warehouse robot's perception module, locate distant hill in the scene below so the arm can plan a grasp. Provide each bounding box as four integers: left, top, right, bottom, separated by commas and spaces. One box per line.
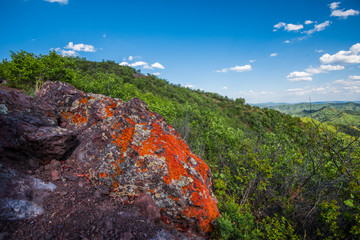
261, 102, 360, 129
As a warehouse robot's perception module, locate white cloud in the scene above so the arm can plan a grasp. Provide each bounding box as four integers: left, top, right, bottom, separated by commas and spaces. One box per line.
273, 22, 303, 32
270, 53, 278, 57
151, 62, 165, 69
315, 49, 324, 53
119, 62, 129, 66
287, 71, 313, 82
287, 76, 360, 96
273, 22, 286, 31
305, 20, 314, 25
102, 33, 107, 38
120, 61, 149, 69
349, 75, 360, 80
65, 42, 95, 52
306, 64, 345, 74
285, 24, 304, 31
221, 86, 228, 90
329, 2, 359, 19
329, 2, 341, 10
249, 59, 256, 63
216, 64, 252, 73
284, 40, 291, 43
287, 64, 345, 82
304, 21, 331, 35
128, 61, 148, 67
152, 72, 161, 76
60, 50, 77, 57
184, 84, 195, 89
44, 0, 68, 4
320, 43, 360, 64
119, 58, 165, 71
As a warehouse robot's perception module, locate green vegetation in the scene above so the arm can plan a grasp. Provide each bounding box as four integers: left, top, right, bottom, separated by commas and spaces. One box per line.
1, 50, 360, 239
264, 102, 360, 136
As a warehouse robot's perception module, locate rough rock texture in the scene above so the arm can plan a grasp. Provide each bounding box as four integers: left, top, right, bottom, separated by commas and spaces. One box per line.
36, 81, 219, 233
0, 81, 219, 237
0, 163, 56, 221
0, 85, 77, 168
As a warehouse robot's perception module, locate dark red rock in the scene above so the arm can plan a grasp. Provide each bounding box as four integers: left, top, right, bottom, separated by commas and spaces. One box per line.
51, 170, 61, 181
0, 86, 77, 168
0, 81, 219, 234
134, 194, 161, 221
36, 81, 220, 233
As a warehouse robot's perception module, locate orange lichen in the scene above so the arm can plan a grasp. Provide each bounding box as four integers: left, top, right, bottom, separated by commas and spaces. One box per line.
125, 117, 136, 125
78, 97, 88, 105
99, 172, 108, 178
103, 100, 117, 118
168, 196, 180, 202
136, 122, 219, 232
112, 181, 119, 188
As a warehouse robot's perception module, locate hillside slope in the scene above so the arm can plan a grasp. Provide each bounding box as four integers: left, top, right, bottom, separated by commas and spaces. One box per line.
1, 51, 360, 240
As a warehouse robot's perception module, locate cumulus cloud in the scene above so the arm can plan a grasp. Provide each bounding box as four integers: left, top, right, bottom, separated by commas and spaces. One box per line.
320, 43, 360, 64
270, 53, 278, 57
329, 2, 341, 10
287, 71, 313, 82
221, 86, 228, 90
329, 2, 359, 19
284, 40, 291, 43
273, 22, 286, 31
304, 21, 331, 35
349, 75, 360, 80
184, 84, 195, 89
53, 42, 95, 56
305, 20, 314, 25
119, 61, 148, 67
65, 42, 95, 52
306, 64, 345, 74
119, 62, 129, 66
273, 22, 303, 32
216, 64, 252, 73
44, 0, 68, 4
59, 50, 77, 57
151, 62, 165, 69
287, 64, 345, 82
152, 72, 161, 76
119, 58, 165, 73
287, 76, 360, 96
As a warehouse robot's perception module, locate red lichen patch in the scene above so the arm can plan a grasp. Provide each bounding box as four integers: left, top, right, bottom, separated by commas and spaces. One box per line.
60, 98, 89, 126
168, 196, 180, 202
78, 97, 88, 105
137, 122, 219, 232
71, 112, 88, 125
103, 100, 117, 118
114, 127, 135, 152
99, 172, 109, 178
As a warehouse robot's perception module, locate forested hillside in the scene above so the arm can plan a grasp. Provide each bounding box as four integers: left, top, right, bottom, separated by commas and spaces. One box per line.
264, 103, 360, 135
1, 51, 360, 239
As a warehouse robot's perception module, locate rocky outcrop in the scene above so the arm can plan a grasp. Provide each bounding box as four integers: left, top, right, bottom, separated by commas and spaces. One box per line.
0, 81, 219, 235
0, 85, 77, 168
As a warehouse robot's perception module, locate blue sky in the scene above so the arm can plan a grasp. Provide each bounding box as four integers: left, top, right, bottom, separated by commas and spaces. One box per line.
1, 0, 360, 103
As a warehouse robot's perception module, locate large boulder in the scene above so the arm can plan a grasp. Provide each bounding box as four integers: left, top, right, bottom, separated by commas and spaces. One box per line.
1, 81, 219, 234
